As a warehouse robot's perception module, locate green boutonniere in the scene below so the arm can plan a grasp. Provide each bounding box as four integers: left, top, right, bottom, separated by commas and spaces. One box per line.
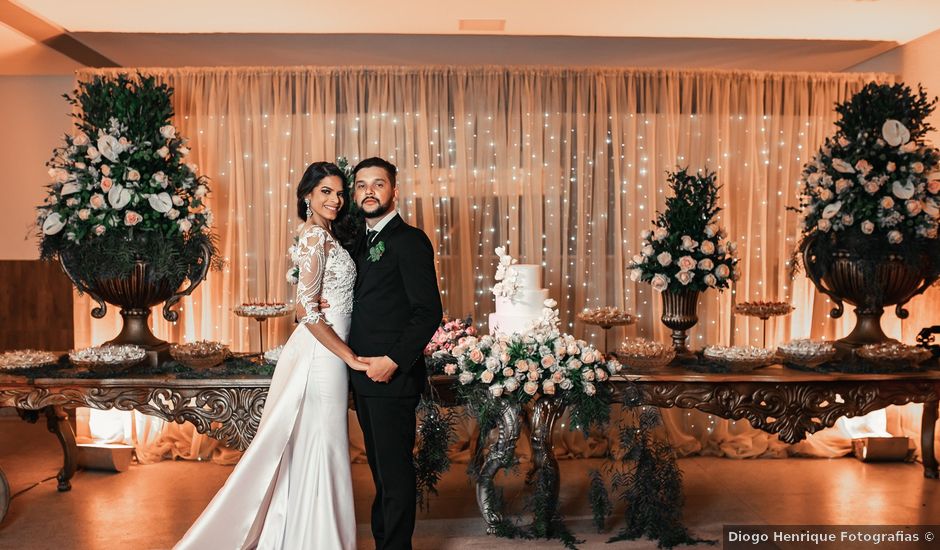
368, 240, 386, 262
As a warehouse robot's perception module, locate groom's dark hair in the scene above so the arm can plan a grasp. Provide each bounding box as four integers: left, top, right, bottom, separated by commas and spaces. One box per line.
352, 157, 397, 187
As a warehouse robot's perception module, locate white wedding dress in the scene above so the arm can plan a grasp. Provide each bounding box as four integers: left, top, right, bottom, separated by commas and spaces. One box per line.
176, 224, 357, 550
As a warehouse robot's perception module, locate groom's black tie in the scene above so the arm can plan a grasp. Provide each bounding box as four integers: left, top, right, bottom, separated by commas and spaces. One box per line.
366, 229, 378, 245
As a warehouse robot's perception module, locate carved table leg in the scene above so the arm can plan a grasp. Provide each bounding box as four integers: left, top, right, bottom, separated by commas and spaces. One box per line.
922, 398, 939, 479
44, 406, 78, 492
527, 396, 566, 512
0, 465, 9, 524
474, 401, 522, 534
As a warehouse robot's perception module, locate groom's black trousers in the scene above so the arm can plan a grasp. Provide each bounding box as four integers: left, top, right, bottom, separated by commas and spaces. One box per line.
354, 393, 420, 550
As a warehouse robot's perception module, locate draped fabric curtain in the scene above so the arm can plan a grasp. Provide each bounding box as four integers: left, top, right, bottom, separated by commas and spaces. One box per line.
71, 65, 939, 464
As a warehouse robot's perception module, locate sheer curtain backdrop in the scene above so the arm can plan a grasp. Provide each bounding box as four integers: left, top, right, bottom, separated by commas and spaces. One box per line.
70, 65, 939, 464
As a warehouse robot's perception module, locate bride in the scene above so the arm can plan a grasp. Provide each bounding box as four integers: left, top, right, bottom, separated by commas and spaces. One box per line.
176, 162, 364, 550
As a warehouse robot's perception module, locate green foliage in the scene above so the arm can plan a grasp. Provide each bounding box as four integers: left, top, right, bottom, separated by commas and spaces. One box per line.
835, 82, 936, 142
588, 469, 611, 532
414, 395, 458, 511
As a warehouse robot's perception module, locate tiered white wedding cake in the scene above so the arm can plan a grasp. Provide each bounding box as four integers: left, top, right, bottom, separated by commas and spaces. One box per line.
488, 248, 550, 335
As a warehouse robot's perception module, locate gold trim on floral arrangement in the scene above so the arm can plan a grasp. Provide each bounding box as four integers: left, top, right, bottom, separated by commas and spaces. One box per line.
234, 301, 292, 318
577, 307, 636, 328
0, 350, 59, 370
856, 342, 932, 368
733, 301, 795, 320
703, 345, 776, 370
616, 338, 676, 369
777, 339, 837, 367
69, 345, 146, 369
170, 341, 230, 369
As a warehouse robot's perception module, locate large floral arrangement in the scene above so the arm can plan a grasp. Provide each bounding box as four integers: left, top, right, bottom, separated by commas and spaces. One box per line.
447, 301, 621, 430
794, 82, 940, 272
628, 168, 739, 292
37, 74, 218, 282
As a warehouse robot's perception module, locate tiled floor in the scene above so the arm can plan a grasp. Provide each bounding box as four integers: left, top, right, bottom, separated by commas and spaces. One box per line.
1, 416, 938, 549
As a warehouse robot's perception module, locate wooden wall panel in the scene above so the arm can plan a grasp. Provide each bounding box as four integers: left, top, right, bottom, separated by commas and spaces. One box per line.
0, 260, 73, 351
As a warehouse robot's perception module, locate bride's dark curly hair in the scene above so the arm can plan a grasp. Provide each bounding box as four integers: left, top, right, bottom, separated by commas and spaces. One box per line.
296, 162, 357, 249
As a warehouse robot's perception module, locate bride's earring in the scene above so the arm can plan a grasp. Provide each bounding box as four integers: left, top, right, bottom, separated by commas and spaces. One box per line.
304, 198, 312, 219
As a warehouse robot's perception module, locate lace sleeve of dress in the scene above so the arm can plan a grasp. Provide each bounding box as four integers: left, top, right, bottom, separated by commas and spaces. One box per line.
296, 225, 333, 327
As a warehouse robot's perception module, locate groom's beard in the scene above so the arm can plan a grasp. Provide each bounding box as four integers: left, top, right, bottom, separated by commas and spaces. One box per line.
360, 196, 393, 219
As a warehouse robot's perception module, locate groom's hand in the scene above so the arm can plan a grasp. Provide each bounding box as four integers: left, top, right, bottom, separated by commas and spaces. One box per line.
361, 355, 398, 383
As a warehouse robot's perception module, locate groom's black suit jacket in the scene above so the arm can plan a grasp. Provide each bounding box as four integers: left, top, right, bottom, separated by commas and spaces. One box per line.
348, 214, 443, 397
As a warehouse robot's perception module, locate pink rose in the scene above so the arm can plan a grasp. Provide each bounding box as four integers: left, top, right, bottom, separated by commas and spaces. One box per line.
124, 210, 142, 226
886, 162, 896, 173
906, 200, 923, 216
93, 225, 106, 236
100, 177, 113, 192
523, 381, 539, 395
854, 159, 873, 175
928, 181, 940, 194
595, 367, 608, 381
678, 255, 696, 272
541, 380, 556, 395
912, 162, 925, 174
676, 271, 694, 285
89, 194, 105, 209
469, 349, 484, 363
480, 370, 494, 384
582, 368, 595, 381
861, 220, 875, 234
551, 371, 564, 383
541, 355, 555, 368
444, 364, 457, 375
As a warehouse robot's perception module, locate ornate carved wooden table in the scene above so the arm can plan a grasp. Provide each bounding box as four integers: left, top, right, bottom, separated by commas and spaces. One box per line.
0, 375, 270, 524
2, 366, 938, 529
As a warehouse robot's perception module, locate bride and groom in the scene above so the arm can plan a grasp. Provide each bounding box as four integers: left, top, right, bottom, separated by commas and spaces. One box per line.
175, 157, 444, 550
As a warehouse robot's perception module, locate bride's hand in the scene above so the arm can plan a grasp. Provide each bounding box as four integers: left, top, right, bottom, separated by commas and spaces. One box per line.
348, 358, 369, 372
319, 297, 331, 310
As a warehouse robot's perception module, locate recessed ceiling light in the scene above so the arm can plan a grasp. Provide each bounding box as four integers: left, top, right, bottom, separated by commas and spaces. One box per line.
458, 19, 506, 32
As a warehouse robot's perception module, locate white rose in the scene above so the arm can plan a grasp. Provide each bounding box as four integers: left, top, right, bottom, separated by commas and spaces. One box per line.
107, 185, 131, 210
172, 195, 185, 207
651, 273, 669, 292
488, 384, 504, 397
156, 146, 170, 159
657, 251, 672, 266
882, 119, 911, 147
676, 270, 693, 285
178, 146, 190, 157
504, 377, 520, 392
892, 180, 915, 200
680, 235, 698, 251
159, 125, 176, 140
700, 240, 715, 255
698, 258, 714, 271
85, 146, 101, 161
96, 135, 124, 163
73, 133, 89, 146
153, 171, 167, 187
41, 212, 65, 235
640, 229, 652, 240
822, 201, 842, 219
458, 372, 474, 385
126, 169, 141, 182
861, 220, 875, 234
89, 194, 106, 209
148, 192, 173, 213
541, 380, 556, 395
194, 185, 208, 198
887, 230, 903, 244
583, 382, 596, 396
641, 244, 654, 257
653, 227, 668, 241
629, 268, 642, 282
831, 158, 855, 174
678, 255, 696, 271
544, 298, 557, 309
704, 273, 717, 287
78, 209, 90, 220
559, 378, 573, 390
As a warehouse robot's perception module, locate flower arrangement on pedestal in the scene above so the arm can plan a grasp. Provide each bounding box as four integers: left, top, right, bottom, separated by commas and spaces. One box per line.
627, 168, 739, 354
36, 74, 220, 350
794, 82, 940, 347
449, 301, 621, 432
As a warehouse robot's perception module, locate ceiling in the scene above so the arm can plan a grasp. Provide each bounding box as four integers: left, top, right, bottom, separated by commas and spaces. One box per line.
3, 0, 940, 75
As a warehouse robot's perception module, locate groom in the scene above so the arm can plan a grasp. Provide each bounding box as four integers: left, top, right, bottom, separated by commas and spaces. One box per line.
348, 157, 443, 550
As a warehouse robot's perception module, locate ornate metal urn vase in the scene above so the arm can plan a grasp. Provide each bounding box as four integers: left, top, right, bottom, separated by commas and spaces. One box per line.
803, 239, 936, 349
660, 288, 700, 355
60, 241, 211, 353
